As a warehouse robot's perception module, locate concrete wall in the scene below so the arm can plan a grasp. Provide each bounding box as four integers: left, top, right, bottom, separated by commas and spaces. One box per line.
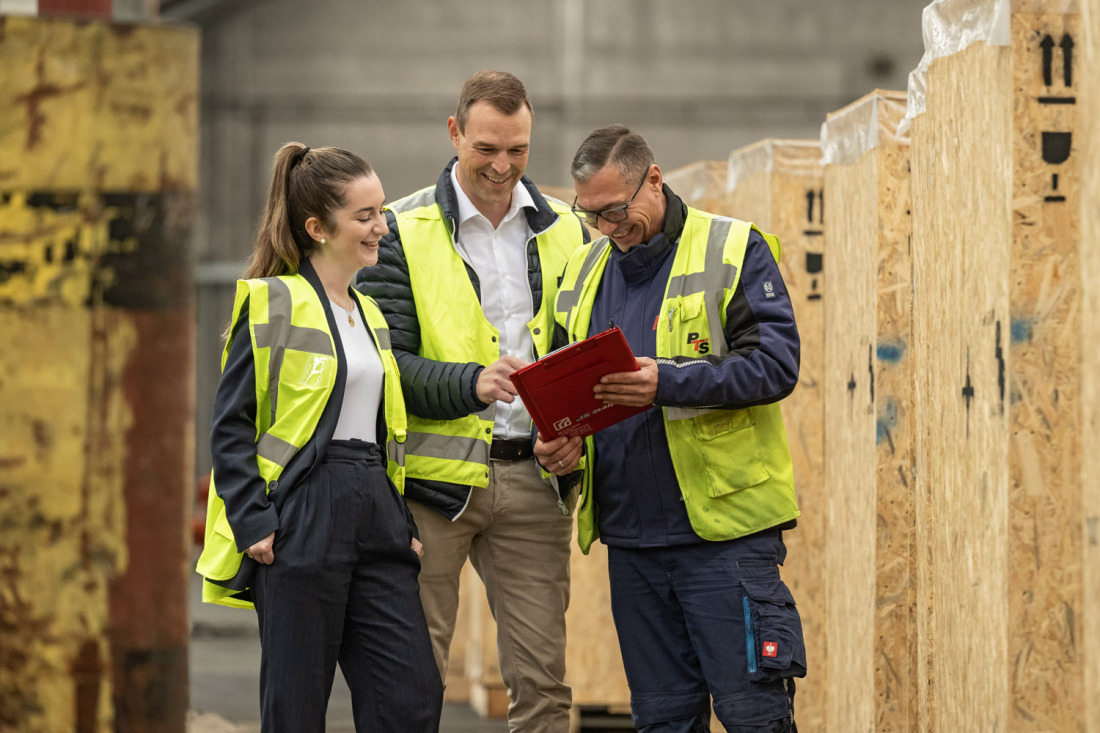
185, 0, 931, 474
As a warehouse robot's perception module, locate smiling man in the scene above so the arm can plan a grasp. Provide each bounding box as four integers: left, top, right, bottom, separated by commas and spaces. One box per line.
536, 125, 806, 732
356, 71, 588, 732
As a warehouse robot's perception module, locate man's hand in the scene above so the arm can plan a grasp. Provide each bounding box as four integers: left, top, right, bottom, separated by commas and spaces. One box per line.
476, 355, 529, 404
246, 531, 275, 565
534, 434, 584, 476
593, 357, 658, 407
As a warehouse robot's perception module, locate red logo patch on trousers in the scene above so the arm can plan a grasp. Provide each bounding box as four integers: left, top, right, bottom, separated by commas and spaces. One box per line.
762, 641, 778, 658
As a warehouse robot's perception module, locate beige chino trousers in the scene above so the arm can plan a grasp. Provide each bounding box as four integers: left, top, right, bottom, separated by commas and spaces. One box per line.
408, 457, 576, 733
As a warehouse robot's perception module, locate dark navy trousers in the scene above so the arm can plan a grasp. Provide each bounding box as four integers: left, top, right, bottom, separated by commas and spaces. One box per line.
250, 439, 443, 732
607, 529, 804, 733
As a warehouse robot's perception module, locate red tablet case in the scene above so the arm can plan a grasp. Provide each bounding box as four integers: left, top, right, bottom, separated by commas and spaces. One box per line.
511, 327, 650, 440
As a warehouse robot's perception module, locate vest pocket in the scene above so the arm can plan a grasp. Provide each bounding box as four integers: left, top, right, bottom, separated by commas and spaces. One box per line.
691, 409, 770, 496
741, 578, 807, 683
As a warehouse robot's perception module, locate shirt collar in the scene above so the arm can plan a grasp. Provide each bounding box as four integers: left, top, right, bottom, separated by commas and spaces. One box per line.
450, 165, 535, 227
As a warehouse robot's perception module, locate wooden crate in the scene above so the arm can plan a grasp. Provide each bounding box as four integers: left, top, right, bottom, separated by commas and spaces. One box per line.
1082, 2, 1100, 729
725, 139, 826, 732
663, 160, 731, 213
820, 90, 913, 732
908, 3, 1086, 729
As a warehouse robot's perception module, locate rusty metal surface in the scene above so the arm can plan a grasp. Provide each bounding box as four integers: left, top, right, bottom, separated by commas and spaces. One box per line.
0, 16, 197, 733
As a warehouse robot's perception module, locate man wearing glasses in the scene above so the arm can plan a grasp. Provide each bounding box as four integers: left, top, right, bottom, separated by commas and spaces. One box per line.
536, 125, 806, 732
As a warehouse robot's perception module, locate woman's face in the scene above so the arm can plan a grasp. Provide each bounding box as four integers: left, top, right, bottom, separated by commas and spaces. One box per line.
316, 174, 388, 272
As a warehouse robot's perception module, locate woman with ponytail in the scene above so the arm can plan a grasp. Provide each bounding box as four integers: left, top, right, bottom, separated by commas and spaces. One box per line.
196, 142, 443, 731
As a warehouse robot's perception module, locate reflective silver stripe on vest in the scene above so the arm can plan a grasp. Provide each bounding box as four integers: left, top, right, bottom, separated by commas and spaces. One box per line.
665, 405, 719, 421
390, 186, 437, 214
256, 431, 298, 468
387, 439, 405, 466
252, 278, 335, 421
405, 431, 490, 465
557, 239, 611, 335
665, 218, 736, 358
373, 327, 391, 351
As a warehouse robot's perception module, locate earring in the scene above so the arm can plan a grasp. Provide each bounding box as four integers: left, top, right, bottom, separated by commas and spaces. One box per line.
320, 238, 326, 245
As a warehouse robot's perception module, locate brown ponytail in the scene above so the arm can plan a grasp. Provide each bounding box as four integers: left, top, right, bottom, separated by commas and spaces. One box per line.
243, 142, 374, 279
223, 142, 375, 339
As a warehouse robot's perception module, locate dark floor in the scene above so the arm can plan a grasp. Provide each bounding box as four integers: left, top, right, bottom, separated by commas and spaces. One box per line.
188, 565, 508, 733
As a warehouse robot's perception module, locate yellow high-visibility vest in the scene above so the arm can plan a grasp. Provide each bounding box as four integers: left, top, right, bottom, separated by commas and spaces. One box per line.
388, 186, 583, 488
555, 209, 800, 552
196, 273, 406, 607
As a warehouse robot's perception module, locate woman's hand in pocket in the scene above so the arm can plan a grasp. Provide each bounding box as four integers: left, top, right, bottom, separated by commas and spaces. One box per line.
247, 532, 275, 565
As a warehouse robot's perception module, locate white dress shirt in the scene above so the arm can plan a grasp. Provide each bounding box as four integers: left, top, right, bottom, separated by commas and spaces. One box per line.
449, 165, 535, 439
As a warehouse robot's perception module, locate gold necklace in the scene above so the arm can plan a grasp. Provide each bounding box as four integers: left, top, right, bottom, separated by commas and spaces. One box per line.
331, 298, 355, 326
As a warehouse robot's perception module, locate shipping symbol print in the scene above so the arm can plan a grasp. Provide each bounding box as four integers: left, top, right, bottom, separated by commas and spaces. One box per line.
803, 188, 823, 301
1037, 31, 1076, 203
763, 641, 778, 658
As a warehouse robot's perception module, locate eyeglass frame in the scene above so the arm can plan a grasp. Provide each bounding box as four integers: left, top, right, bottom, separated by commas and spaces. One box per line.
570, 166, 651, 227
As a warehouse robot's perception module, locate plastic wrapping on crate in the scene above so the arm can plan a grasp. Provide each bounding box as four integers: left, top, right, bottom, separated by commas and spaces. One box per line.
663, 160, 728, 205
899, 0, 1012, 135
727, 140, 822, 193
821, 91, 910, 166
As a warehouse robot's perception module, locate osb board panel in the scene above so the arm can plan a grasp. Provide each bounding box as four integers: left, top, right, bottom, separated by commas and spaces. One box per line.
0, 308, 135, 732
728, 140, 826, 732
0, 16, 198, 191
824, 89, 916, 733
870, 112, 916, 733
1008, 12, 1084, 731
769, 144, 826, 733
725, 166, 773, 231
909, 40, 1013, 732
564, 541, 630, 706
1079, 1, 1100, 728
663, 160, 731, 214
823, 148, 878, 733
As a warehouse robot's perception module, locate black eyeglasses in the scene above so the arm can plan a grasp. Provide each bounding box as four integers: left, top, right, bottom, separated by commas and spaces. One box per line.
571, 168, 649, 227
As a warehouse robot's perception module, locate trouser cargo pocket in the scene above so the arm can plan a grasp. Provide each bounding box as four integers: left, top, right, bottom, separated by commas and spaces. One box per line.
742, 577, 807, 683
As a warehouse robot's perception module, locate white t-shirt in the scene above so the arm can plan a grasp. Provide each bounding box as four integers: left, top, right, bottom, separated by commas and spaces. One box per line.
329, 300, 384, 443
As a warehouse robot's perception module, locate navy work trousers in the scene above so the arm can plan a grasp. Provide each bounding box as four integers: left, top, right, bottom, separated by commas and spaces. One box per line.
250, 439, 442, 732
607, 529, 804, 732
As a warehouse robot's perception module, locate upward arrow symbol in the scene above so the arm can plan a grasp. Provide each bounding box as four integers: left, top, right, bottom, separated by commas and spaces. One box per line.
1061, 34, 1074, 87
1041, 35, 1054, 86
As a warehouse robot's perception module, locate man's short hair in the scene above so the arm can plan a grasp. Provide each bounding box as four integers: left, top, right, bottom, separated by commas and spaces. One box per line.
571, 125, 655, 183
454, 70, 533, 133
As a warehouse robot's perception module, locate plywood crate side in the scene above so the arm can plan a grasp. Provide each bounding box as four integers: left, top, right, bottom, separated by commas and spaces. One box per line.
1082, 2, 1100, 726
820, 85, 916, 733
823, 149, 879, 733
871, 123, 917, 733
909, 39, 1014, 732
725, 167, 774, 231
1079, 2, 1100, 729
663, 160, 730, 214
1006, 11, 1085, 730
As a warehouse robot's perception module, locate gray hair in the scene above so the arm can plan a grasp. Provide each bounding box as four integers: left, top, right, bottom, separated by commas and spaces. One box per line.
570, 124, 654, 183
